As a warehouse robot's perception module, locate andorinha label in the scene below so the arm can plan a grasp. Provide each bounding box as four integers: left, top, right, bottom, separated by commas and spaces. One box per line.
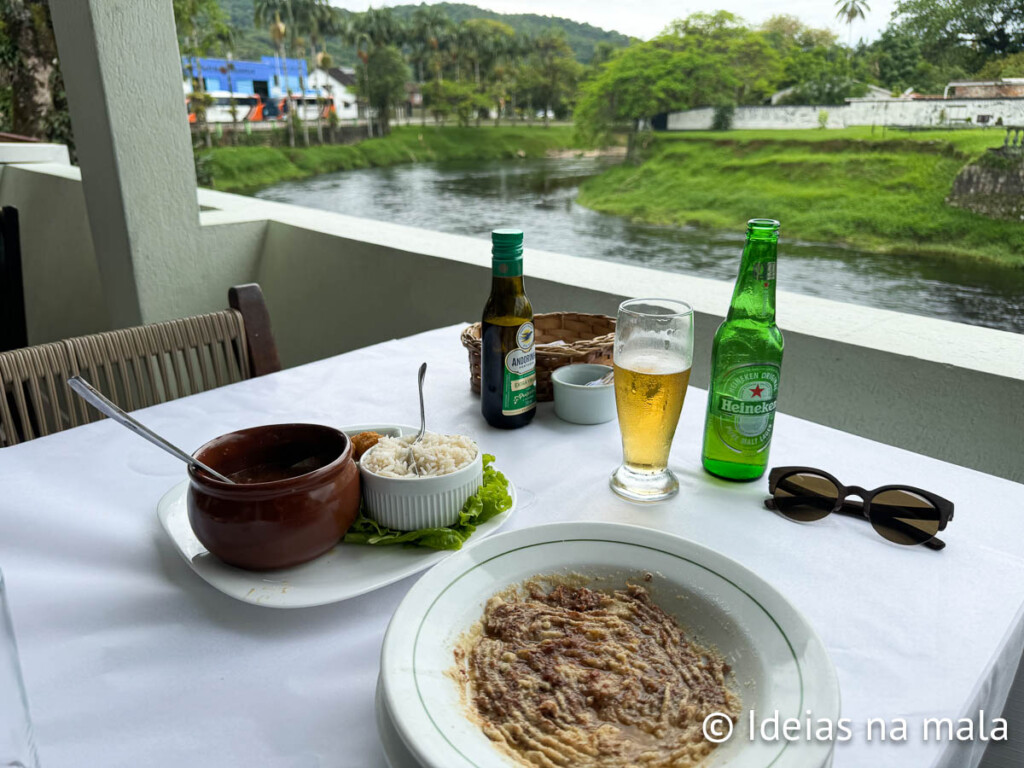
503, 325, 536, 415
711, 363, 780, 454
505, 347, 535, 375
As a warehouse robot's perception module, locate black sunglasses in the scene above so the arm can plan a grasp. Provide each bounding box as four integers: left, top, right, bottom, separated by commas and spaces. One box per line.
764, 466, 954, 551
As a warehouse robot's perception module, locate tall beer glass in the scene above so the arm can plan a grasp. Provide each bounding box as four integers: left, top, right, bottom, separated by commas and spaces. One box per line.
611, 299, 694, 502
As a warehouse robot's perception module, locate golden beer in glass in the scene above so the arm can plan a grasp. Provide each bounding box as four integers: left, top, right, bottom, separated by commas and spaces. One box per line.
611, 299, 694, 502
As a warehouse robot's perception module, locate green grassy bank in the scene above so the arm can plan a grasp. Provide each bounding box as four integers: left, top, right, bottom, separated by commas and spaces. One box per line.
576, 128, 1024, 267
200, 125, 581, 194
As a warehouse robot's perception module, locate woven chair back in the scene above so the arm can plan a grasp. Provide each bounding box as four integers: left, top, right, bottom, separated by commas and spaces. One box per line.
0, 310, 250, 448
0, 341, 83, 445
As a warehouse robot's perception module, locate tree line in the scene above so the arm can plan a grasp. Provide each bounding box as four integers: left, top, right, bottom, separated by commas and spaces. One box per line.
3, 0, 1023, 150
577, 0, 1024, 143
176, 0, 583, 146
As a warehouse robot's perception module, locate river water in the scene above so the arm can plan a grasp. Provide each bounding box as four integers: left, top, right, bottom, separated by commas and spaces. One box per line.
257, 156, 1024, 334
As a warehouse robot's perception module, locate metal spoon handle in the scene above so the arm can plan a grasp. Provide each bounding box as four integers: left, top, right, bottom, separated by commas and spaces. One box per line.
67, 375, 234, 483
416, 362, 427, 439
408, 362, 427, 477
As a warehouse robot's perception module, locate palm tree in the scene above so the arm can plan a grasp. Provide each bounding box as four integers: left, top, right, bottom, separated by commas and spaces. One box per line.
254, 0, 296, 147
410, 6, 449, 124
292, 31, 312, 146
307, 3, 339, 143
507, 34, 532, 123
533, 32, 561, 128
175, 0, 234, 148
341, 20, 374, 136
219, 53, 238, 142
834, 0, 870, 47
352, 8, 404, 136
461, 22, 485, 87
440, 23, 466, 82
409, 7, 446, 82
488, 32, 518, 126
434, 19, 455, 85
476, 23, 516, 125
526, 31, 580, 128
290, 0, 336, 147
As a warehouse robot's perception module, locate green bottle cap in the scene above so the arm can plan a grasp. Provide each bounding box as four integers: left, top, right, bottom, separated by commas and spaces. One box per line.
491, 229, 524, 259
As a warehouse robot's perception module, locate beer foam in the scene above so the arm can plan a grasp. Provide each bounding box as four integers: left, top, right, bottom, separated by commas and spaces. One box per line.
616, 350, 690, 375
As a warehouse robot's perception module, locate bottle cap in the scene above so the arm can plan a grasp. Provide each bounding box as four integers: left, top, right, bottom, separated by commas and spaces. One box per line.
491, 229, 524, 259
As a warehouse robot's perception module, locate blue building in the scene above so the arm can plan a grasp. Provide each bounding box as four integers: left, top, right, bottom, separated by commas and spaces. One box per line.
182, 56, 315, 102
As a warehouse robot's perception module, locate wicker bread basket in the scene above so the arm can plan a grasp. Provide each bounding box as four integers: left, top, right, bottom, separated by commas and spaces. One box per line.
460, 312, 616, 402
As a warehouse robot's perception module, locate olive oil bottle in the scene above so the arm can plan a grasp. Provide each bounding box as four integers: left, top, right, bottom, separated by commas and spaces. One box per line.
481, 229, 536, 429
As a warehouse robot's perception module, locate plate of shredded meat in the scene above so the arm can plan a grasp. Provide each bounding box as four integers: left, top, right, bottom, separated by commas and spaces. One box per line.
379, 522, 839, 768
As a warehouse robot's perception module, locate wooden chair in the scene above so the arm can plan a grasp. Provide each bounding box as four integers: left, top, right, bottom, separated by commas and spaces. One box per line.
0, 283, 280, 448
0, 206, 27, 352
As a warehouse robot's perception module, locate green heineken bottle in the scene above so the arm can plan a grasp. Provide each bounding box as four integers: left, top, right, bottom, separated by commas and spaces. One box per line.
701, 219, 784, 481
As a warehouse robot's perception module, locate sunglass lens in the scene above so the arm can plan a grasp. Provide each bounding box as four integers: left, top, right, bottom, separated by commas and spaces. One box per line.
772, 472, 839, 522
869, 489, 941, 546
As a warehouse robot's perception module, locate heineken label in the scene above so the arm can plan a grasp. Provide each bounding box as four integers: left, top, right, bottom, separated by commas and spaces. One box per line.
752, 261, 776, 282
503, 322, 536, 415
711, 363, 780, 454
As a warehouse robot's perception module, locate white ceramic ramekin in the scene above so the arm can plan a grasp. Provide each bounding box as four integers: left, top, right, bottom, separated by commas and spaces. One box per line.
551, 363, 616, 425
358, 443, 483, 531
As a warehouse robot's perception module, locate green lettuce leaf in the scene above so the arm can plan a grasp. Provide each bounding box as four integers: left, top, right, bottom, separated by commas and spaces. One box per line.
343, 454, 512, 551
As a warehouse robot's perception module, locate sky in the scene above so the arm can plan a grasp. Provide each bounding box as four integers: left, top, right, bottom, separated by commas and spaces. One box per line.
330, 0, 899, 43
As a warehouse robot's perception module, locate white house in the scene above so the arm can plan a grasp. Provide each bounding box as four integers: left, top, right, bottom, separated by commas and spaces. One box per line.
308, 66, 359, 120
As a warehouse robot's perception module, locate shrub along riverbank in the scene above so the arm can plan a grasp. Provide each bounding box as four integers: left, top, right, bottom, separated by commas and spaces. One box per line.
199, 125, 583, 194
576, 128, 1024, 267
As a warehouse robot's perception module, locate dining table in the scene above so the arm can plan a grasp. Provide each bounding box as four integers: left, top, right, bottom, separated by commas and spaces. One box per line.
1, 323, 1023, 768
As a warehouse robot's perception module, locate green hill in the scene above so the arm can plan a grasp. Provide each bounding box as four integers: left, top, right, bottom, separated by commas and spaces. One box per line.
217, 0, 630, 65
389, 3, 631, 62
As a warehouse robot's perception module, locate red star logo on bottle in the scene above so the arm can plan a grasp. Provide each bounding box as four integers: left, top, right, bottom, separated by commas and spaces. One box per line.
750, 385, 765, 398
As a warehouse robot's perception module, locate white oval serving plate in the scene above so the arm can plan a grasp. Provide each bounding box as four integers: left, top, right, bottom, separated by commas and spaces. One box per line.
156, 424, 516, 609
380, 521, 839, 768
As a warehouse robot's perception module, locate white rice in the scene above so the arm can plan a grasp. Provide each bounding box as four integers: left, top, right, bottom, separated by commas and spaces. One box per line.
361, 433, 478, 478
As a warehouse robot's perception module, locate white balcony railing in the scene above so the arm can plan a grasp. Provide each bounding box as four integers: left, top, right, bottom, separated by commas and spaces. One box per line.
2, 158, 1023, 484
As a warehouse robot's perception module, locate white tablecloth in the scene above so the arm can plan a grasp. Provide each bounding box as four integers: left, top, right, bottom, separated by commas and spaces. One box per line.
1, 325, 1023, 768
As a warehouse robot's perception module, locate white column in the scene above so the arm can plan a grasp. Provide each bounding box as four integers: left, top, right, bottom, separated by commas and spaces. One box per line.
49, 0, 201, 327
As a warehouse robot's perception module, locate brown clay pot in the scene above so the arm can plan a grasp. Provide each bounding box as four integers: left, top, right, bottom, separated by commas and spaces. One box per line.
187, 424, 361, 570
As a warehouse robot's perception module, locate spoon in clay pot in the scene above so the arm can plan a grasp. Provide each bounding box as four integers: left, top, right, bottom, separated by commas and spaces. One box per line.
67, 375, 234, 483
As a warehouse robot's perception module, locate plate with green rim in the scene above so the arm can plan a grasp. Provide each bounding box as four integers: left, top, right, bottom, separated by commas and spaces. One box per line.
380, 521, 839, 768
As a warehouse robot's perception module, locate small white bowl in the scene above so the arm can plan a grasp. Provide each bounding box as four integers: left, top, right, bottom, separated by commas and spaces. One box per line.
552, 363, 616, 425
358, 441, 483, 531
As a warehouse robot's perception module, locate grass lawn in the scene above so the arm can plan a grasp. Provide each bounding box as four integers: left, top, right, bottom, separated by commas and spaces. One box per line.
576, 128, 1023, 267
201, 125, 582, 194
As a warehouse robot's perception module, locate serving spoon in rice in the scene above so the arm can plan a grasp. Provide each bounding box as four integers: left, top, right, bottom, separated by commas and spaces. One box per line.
408, 362, 428, 476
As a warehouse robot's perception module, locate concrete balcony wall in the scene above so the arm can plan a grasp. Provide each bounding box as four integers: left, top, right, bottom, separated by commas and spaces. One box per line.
0, 163, 268, 343
0, 163, 108, 344
248, 197, 1024, 483
3, 166, 1024, 484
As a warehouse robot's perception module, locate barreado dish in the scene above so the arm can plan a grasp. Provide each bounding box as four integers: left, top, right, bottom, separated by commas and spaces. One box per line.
452, 577, 740, 768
